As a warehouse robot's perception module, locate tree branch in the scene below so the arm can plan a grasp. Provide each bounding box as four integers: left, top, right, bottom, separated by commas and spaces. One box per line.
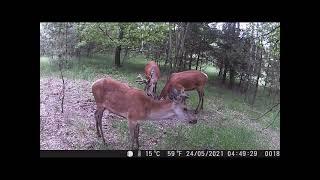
251, 102, 280, 121
98, 25, 115, 42
261, 25, 280, 38
58, 60, 65, 113
263, 109, 280, 130
249, 25, 280, 41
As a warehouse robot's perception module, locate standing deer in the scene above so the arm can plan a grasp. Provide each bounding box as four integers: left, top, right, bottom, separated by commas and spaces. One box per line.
136, 61, 160, 99
159, 70, 208, 114
92, 77, 194, 150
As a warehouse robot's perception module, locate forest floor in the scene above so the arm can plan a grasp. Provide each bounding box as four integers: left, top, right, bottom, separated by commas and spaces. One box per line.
40, 55, 280, 150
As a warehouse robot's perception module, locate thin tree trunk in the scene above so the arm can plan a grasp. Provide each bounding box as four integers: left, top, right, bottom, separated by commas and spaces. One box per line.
218, 59, 224, 78
65, 23, 68, 66
121, 47, 129, 65
244, 64, 252, 101
59, 61, 65, 113
179, 23, 190, 71
222, 61, 228, 84
251, 25, 262, 105
115, 23, 124, 67
196, 51, 200, 70
183, 52, 187, 70
165, 45, 169, 67
239, 72, 243, 87
188, 51, 193, 70
252, 53, 262, 105
174, 23, 179, 71
229, 66, 235, 89
264, 56, 270, 94
169, 24, 172, 71
87, 46, 90, 57
200, 56, 203, 71
218, 68, 222, 77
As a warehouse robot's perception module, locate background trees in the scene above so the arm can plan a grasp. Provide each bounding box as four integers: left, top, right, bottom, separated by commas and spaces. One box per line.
40, 22, 280, 105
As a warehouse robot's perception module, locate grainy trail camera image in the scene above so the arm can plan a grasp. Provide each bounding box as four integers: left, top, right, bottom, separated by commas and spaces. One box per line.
40, 22, 280, 151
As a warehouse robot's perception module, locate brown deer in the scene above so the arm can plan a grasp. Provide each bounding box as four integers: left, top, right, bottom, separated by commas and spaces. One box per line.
92, 77, 194, 150
159, 70, 208, 114
136, 61, 160, 99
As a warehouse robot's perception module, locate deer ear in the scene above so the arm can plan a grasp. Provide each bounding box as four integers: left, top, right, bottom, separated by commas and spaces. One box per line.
150, 67, 155, 78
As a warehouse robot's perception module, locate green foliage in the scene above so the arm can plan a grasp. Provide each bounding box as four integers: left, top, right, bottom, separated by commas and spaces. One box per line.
75, 22, 169, 52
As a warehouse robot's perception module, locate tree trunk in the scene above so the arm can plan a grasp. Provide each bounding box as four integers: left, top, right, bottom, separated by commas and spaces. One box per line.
174, 23, 179, 71
218, 68, 222, 77
239, 72, 243, 87
189, 51, 193, 70
252, 69, 261, 105
174, 22, 190, 71
183, 52, 187, 70
218, 59, 224, 78
77, 50, 81, 62
252, 45, 263, 105
229, 66, 235, 89
115, 23, 124, 67
222, 62, 228, 84
200, 56, 203, 71
169, 23, 173, 71
115, 46, 121, 67
165, 45, 169, 67
121, 46, 129, 65
65, 23, 68, 65
196, 52, 200, 70
264, 55, 270, 94
178, 52, 183, 70
268, 86, 273, 97
87, 47, 90, 57
179, 23, 190, 66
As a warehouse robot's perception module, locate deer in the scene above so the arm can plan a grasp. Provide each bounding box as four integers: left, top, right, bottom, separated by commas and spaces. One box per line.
159, 70, 208, 114
91, 77, 195, 150
136, 61, 160, 99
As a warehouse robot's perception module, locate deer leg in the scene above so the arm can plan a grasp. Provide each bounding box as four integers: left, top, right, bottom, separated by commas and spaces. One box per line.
154, 82, 157, 94
100, 110, 109, 144
183, 99, 188, 111
201, 90, 204, 110
135, 124, 140, 149
95, 107, 106, 143
94, 110, 101, 137
128, 120, 138, 150
195, 90, 201, 114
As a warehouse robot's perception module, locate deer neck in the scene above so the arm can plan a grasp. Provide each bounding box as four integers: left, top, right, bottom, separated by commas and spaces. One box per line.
147, 100, 178, 120
159, 84, 170, 99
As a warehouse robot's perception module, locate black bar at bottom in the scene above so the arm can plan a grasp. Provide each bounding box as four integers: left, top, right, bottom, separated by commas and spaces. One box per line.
40, 150, 280, 158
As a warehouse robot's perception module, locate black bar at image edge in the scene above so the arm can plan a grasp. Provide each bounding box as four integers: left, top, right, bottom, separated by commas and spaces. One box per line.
40, 150, 280, 158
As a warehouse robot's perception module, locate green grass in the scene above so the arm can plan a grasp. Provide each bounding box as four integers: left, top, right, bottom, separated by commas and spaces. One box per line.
156, 124, 261, 150
112, 119, 129, 141
214, 126, 259, 149
141, 122, 158, 136
156, 125, 194, 149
